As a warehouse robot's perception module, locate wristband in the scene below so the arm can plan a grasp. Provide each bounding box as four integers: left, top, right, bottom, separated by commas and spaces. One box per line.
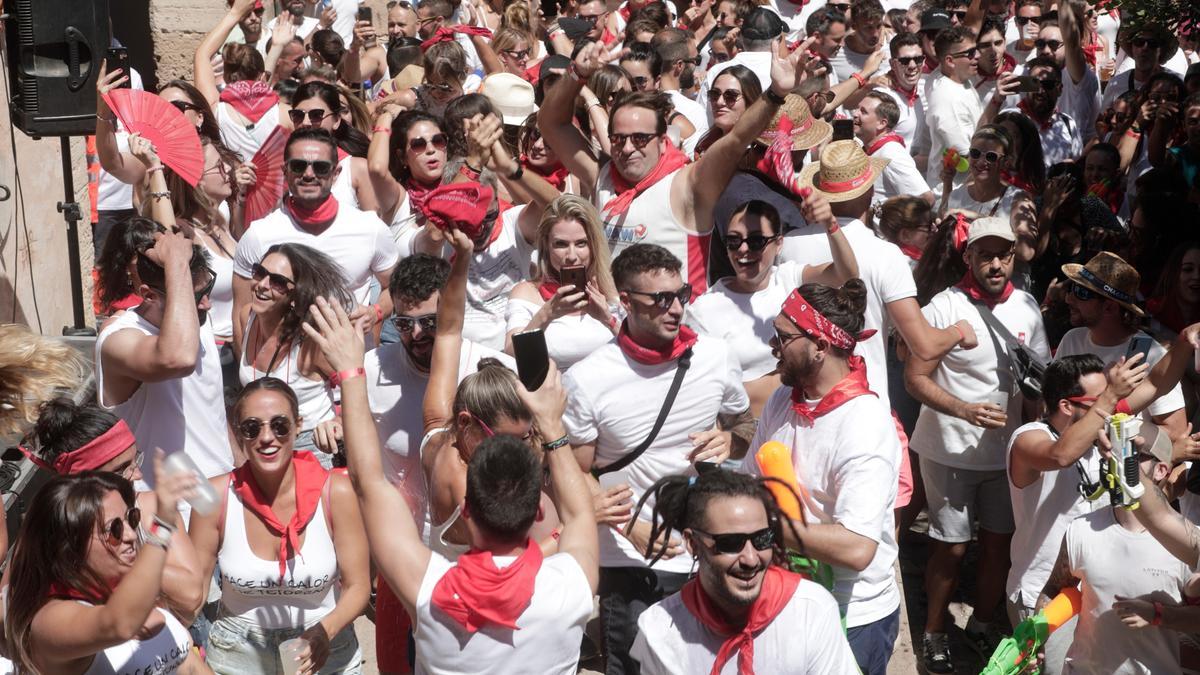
953, 323, 966, 342
850, 72, 867, 88
146, 165, 164, 174
826, 221, 840, 234
149, 191, 171, 199
329, 367, 366, 387
372, 126, 392, 135
1125, 128, 1142, 139
542, 435, 570, 451
764, 88, 787, 106
373, 303, 384, 323
507, 164, 524, 180
152, 515, 177, 535
1152, 600, 1163, 626
96, 113, 118, 124
460, 163, 482, 180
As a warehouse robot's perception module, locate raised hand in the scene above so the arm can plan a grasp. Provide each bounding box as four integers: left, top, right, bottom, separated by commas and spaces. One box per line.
573, 41, 624, 81
302, 296, 369, 373
127, 133, 161, 169
1105, 353, 1148, 399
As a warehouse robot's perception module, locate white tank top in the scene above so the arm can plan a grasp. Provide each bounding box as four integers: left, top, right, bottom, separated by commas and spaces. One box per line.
95, 310, 234, 489
420, 429, 469, 560
217, 480, 340, 629
201, 238, 235, 342
330, 155, 359, 210
593, 165, 710, 296
238, 314, 336, 431
217, 102, 280, 162
82, 607, 192, 675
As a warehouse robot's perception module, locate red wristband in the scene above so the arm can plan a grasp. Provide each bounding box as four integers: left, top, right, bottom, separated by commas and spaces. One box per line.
373, 303, 384, 323
850, 72, 867, 88
329, 367, 366, 387
372, 126, 392, 135
826, 222, 840, 234
1152, 600, 1164, 626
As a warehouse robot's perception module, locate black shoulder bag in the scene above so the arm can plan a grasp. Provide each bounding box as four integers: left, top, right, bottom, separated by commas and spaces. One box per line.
593, 348, 693, 477
972, 300, 1046, 399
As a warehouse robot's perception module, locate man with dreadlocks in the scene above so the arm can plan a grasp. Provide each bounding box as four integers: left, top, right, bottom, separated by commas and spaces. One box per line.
746, 278, 903, 675
627, 469, 857, 674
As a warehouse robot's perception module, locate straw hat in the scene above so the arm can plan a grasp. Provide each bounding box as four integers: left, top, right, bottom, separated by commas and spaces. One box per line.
756, 94, 833, 151
1061, 251, 1144, 316
796, 140, 890, 203
391, 64, 425, 92
479, 72, 537, 125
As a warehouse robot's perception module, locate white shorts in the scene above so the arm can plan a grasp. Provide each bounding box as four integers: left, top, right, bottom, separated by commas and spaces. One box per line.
920, 455, 1015, 543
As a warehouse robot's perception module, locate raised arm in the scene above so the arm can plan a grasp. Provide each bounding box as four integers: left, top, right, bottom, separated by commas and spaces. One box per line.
195, 0, 257, 108
94, 63, 146, 187
367, 106, 407, 220
422, 229, 475, 434
1128, 327, 1200, 411
1060, 0, 1088, 85
799, 194, 859, 286
127, 135, 175, 231
537, 42, 615, 189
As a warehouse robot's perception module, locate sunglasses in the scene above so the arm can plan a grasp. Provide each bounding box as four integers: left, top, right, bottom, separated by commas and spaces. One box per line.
894, 55, 923, 66
774, 326, 806, 348
202, 161, 231, 182
1034, 77, 1061, 90
725, 233, 779, 251
153, 267, 216, 304
707, 88, 743, 106
968, 147, 1004, 163
1132, 37, 1161, 49
393, 313, 437, 334
286, 158, 335, 177
624, 284, 692, 309
237, 415, 295, 441
1068, 281, 1097, 301
112, 449, 145, 480
251, 263, 296, 294
1035, 39, 1063, 51
692, 527, 775, 554
630, 75, 651, 90
470, 412, 535, 441
287, 108, 337, 125
1014, 15, 1041, 25
949, 9, 967, 19
828, 2, 850, 11
949, 46, 978, 60
408, 133, 448, 153
102, 507, 142, 546
169, 99, 203, 114
608, 132, 659, 150
673, 56, 703, 66
502, 48, 531, 60
577, 12, 604, 25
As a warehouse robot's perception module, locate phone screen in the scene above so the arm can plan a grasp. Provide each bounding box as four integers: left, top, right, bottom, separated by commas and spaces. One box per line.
357, 6, 372, 22
513, 330, 549, 391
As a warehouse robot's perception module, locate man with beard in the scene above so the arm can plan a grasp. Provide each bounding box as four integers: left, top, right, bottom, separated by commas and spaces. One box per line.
656, 40, 708, 155
257, 0, 320, 53
629, 470, 858, 674
386, 0, 419, 41
95, 229, 234, 492
1001, 58, 1082, 166
905, 217, 1050, 672
227, 0, 265, 45
831, 0, 890, 83
975, 17, 1016, 102
745, 278, 902, 674
1101, 22, 1178, 112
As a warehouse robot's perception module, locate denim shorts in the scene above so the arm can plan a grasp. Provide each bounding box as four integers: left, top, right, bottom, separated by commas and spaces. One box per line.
845, 607, 900, 675
206, 611, 362, 675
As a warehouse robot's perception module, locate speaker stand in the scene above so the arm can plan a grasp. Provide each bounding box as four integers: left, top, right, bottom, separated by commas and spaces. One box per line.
55, 136, 94, 337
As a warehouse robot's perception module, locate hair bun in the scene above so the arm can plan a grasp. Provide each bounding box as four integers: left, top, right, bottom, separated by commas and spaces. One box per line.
34, 398, 80, 448
837, 278, 868, 316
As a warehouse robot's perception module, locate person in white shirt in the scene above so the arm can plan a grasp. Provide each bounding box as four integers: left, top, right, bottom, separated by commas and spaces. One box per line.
975, 18, 1018, 103
562, 243, 752, 675
746, 278, 902, 674
1056, 3, 1104, 145
936, 124, 1027, 222
830, 0, 890, 83
697, 8, 783, 110
629, 469, 858, 675
1007, 0, 1042, 61
656, 40, 709, 156
875, 32, 927, 151
415, 0, 484, 74
905, 216, 1051, 673
853, 91, 934, 206
1101, 23, 1178, 113
303, 283, 599, 675
258, 1, 320, 54
1000, 58, 1082, 167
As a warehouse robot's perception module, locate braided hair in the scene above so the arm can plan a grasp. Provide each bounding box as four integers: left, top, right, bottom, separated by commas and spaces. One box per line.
627, 467, 807, 569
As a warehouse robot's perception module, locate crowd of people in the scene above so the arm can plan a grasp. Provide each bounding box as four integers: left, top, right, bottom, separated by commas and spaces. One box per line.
2, 0, 1200, 672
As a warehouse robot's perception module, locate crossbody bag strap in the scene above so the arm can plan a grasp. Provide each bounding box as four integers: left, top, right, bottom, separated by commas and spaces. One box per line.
593, 348, 693, 477
970, 300, 1016, 394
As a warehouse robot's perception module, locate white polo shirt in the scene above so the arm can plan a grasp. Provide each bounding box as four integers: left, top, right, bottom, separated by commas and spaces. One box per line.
745, 386, 902, 628
924, 72, 984, 187
870, 138, 932, 206
1055, 328, 1186, 419
562, 336, 749, 573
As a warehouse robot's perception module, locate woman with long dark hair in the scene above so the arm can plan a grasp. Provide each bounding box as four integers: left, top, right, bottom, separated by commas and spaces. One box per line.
94, 217, 164, 318
368, 108, 449, 233
993, 110, 1047, 195
289, 81, 378, 213
695, 65, 762, 157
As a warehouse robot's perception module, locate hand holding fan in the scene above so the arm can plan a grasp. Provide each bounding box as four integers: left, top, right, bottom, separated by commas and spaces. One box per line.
244, 126, 289, 226
102, 89, 203, 186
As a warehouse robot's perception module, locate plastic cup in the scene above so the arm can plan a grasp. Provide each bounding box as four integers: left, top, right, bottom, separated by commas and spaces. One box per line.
162, 452, 218, 516
279, 637, 308, 675
984, 391, 1009, 411
598, 470, 631, 493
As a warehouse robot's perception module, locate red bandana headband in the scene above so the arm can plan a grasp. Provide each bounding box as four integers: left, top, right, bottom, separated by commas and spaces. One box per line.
420, 25, 492, 51
22, 420, 136, 475
781, 289, 876, 350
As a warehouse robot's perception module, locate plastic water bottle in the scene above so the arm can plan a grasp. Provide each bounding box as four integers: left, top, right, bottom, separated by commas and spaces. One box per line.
162, 452, 218, 516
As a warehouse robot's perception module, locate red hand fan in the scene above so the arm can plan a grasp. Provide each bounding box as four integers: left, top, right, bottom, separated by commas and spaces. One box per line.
103, 89, 203, 186
244, 125, 290, 226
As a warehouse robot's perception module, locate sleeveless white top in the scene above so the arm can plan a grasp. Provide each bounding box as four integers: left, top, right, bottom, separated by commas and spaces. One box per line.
95, 309, 233, 489
238, 314, 336, 432
330, 155, 359, 210
82, 607, 192, 675
504, 297, 616, 372
217, 102, 280, 162
217, 481, 340, 629
201, 238, 235, 342
420, 429, 469, 560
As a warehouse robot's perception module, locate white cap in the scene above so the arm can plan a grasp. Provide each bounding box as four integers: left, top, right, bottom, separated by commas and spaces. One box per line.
966, 216, 1016, 247
479, 73, 537, 126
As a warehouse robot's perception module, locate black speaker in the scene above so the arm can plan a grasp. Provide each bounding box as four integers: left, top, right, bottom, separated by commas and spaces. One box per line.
5, 0, 110, 138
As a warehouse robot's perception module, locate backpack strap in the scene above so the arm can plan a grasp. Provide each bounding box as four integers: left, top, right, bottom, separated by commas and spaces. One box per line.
321, 472, 335, 536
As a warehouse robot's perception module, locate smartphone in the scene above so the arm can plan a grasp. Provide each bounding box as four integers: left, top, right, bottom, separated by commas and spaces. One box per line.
540, 0, 559, 21
513, 329, 550, 392
832, 118, 853, 142
695, 460, 720, 475
560, 265, 587, 291
106, 47, 131, 89
1125, 334, 1154, 365
1015, 75, 1042, 93
357, 6, 372, 22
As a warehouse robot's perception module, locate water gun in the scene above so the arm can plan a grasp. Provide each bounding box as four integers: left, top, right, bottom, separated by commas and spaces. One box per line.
942, 148, 970, 173
982, 587, 1083, 675
1104, 413, 1145, 509
755, 441, 804, 520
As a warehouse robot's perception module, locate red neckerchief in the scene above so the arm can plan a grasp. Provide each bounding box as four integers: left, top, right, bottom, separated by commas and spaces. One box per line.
618, 4, 633, 21
420, 25, 492, 51
231, 451, 329, 581
604, 144, 688, 216
975, 53, 1017, 89
403, 177, 438, 217
617, 322, 697, 365
601, 28, 619, 46
538, 279, 560, 301
679, 566, 801, 675
1087, 179, 1123, 214
790, 355, 876, 423
922, 57, 938, 74
1017, 99, 1056, 132
522, 157, 570, 191
1000, 169, 1037, 193
956, 271, 1014, 309
431, 539, 544, 633
1082, 40, 1100, 68
48, 581, 110, 604
336, 147, 349, 163
890, 79, 919, 106
219, 80, 279, 123
866, 133, 905, 155
286, 194, 339, 228
522, 62, 541, 84
900, 244, 923, 261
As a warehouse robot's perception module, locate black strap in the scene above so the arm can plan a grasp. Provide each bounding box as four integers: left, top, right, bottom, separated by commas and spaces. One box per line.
970, 300, 1016, 394
593, 348, 693, 477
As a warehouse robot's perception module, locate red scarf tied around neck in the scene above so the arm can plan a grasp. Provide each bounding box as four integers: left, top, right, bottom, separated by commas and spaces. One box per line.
865, 133, 905, 156
955, 270, 1014, 308
680, 566, 802, 675
791, 355, 876, 423
219, 80, 280, 124
287, 194, 339, 227
617, 322, 698, 365
232, 451, 329, 581
431, 539, 544, 633
603, 143, 688, 217
420, 25, 492, 52
521, 155, 571, 191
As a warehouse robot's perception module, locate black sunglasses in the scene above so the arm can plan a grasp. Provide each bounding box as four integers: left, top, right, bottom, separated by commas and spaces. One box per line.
692, 527, 775, 554
949, 9, 967, 19
950, 46, 978, 59
608, 132, 659, 150
1014, 15, 1041, 25
408, 133, 448, 152
251, 263, 295, 294
725, 233, 779, 251
1132, 37, 1161, 49
968, 147, 1004, 163
237, 415, 295, 441
577, 12, 604, 25
393, 313, 438, 334
102, 507, 142, 545
1069, 281, 1097, 301
502, 48, 531, 60
1034, 77, 1061, 90
1035, 39, 1063, 51
287, 108, 337, 125
624, 284, 692, 309
286, 158, 335, 177
894, 55, 923, 66
707, 88, 742, 106
169, 99, 202, 114
828, 2, 850, 11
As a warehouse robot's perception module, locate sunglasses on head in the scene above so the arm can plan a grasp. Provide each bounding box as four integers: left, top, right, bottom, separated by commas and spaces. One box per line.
968, 147, 1004, 163
102, 507, 141, 545
169, 99, 202, 114
287, 108, 337, 125
1068, 281, 1097, 301
692, 527, 775, 554
725, 233, 779, 251
286, 158, 335, 177
894, 55, 923, 66
408, 133, 448, 152
608, 132, 659, 150
237, 415, 294, 441
393, 313, 438, 334
624, 283, 692, 309
251, 263, 295, 294
1014, 14, 1041, 25
707, 88, 742, 106
1035, 39, 1063, 51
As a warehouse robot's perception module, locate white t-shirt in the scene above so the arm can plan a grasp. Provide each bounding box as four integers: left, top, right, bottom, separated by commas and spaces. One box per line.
631, 576, 859, 674
1056, 328, 1185, 419
505, 298, 616, 372
686, 262, 805, 381
456, 207, 536, 351
665, 89, 710, 159
562, 337, 749, 573
909, 286, 1050, 470
937, 182, 1024, 222
327, 0, 363, 48
1059, 66, 1102, 145
233, 201, 399, 306
870, 138, 931, 206
779, 218, 919, 411
413, 552, 593, 675
924, 72, 984, 187
257, 16, 320, 54
746, 386, 901, 627
877, 85, 925, 149
1063, 508, 1191, 675
829, 44, 890, 84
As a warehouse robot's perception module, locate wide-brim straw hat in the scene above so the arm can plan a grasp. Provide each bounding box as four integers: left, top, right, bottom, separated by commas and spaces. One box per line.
1061, 251, 1145, 316
796, 140, 890, 203
756, 94, 832, 151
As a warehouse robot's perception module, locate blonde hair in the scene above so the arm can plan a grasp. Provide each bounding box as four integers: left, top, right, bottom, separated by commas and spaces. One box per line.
501, 2, 535, 36
424, 41, 467, 85
492, 26, 533, 55
0, 324, 87, 438
535, 195, 618, 301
